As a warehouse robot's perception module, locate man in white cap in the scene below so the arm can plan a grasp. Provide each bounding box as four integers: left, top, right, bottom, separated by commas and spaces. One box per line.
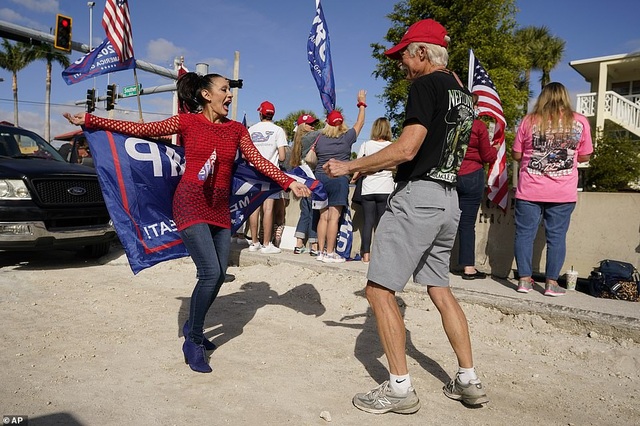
324, 18, 488, 414
248, 101, 288, 254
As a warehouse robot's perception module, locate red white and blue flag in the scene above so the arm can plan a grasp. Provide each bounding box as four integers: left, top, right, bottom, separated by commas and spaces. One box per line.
83, 130, 326, 274
307, 0, 336, 113
468, 49, 508, 211
102, 0, 134, 62
61, 37, 135, 85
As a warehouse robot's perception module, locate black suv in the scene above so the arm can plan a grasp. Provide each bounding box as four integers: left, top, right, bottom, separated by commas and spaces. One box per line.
0, 122, 116, 257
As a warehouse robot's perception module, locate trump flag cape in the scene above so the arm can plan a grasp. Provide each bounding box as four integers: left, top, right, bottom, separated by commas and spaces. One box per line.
84, 130, 326, 274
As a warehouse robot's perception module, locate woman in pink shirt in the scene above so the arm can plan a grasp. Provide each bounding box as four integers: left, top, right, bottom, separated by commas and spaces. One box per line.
512, 82, 593, 296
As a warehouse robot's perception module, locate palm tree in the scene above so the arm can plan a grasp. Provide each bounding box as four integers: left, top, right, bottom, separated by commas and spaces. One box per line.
0, 40, 33, 127
515, 26, 550, 114
538, 37, 565, 89
27, 44, 70, 141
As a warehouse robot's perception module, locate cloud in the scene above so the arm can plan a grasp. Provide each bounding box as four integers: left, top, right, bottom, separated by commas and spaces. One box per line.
194, 58, 230, 77
0, 8, 48, 31
145, 38, 189, 66
8, 0, 59, 14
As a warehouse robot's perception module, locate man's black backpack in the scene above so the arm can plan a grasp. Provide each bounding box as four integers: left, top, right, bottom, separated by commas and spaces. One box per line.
588, 259, 640, 301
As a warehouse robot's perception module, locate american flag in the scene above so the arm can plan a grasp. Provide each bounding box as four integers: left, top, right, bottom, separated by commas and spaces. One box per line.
102, 0, 134, 62
468, 49, 508, 212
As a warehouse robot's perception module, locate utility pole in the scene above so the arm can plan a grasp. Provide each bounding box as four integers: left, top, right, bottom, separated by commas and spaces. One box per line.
88, 2, 95, 90
232, 51, 240, 121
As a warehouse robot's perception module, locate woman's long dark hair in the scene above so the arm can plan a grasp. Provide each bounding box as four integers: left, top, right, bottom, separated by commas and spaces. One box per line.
176, 72, 223, 113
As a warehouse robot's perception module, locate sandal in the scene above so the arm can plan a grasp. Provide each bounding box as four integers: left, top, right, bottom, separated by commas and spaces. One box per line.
273, 224, 285, 248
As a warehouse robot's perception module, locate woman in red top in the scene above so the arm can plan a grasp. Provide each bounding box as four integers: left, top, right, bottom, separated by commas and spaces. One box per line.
64, 72, 310, 373
455, 94, 498, 280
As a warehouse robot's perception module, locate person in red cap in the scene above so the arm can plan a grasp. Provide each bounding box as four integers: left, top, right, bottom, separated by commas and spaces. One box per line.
289, 113, 321, 255
247, 101, 289, 254
313, 90, 367, 264
324, 19, 489, 413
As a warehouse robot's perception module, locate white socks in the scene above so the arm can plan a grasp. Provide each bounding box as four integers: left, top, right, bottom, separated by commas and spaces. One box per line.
457, 367, 478, 385
389, 373, 412, 394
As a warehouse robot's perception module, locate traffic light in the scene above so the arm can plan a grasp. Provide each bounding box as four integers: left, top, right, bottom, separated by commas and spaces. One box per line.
86, 89, 95, 113
106, 84, 117, 111
54, 14, 72, 52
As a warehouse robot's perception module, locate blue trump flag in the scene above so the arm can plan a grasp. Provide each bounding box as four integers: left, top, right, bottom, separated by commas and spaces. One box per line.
62, 37, 136, 85
336, 206, 354, 260
84, 130, 326, 274
307, 0, 336, 112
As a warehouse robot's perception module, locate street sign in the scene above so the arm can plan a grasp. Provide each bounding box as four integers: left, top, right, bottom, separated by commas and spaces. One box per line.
122, 84, 141, 97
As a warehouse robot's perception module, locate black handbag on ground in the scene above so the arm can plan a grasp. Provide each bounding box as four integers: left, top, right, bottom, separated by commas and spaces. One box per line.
588, 259, 640, 301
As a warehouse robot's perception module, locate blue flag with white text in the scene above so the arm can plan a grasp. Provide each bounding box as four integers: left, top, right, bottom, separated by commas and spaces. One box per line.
336, 206, 353, 259
62, 37, 136, 85
307, 0, 336, 112
84, 130, 326, 274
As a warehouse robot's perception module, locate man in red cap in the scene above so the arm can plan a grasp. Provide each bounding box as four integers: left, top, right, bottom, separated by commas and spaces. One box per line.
247, 101, 289, 254
324, 19, 488, 414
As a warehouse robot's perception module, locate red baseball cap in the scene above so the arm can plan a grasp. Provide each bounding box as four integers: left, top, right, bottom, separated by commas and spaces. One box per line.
384, 19, 448, 60
257, 101, 275, 116
326, 110, 344, 126
296, 114, 319, 125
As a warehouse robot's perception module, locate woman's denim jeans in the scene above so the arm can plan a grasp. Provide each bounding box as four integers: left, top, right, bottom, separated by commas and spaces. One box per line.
179, 223, 231, 344
514, 199, 575, 280
456, 168, 485, 266
294, 196, 317, 243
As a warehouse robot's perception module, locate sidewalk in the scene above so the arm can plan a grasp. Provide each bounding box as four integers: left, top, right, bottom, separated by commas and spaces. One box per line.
231, 243, 640, 343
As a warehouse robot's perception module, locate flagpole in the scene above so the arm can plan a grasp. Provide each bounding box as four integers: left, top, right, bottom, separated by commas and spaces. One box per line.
468, 49, 473, 91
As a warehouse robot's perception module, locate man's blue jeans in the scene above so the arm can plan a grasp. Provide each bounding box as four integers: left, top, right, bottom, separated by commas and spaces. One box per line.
514, 199, 575, 280
179, 223, 230, 344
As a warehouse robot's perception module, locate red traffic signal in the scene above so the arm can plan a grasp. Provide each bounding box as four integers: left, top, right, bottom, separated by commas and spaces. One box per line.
54, 14, 72, 52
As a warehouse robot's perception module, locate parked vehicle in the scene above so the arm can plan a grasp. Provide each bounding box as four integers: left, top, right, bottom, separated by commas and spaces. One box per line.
0, 122, 116, 257
54, 129, 94, 167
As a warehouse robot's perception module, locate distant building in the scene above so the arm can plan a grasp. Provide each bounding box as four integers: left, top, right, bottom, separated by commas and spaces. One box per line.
571, 51, 640, 140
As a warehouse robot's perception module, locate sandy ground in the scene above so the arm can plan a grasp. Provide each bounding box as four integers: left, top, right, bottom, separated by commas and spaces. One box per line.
1, 246, 639, 426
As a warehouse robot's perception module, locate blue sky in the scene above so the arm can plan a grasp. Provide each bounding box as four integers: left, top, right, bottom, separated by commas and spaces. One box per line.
1, 0, 639, 150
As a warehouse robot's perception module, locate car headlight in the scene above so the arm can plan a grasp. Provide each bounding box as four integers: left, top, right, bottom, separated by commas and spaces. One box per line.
0, 179, 32, 200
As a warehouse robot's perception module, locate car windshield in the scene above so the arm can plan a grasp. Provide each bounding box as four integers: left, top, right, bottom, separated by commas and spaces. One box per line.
0, 127, 66, 161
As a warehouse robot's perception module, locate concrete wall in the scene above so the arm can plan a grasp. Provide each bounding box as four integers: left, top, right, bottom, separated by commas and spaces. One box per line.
283, 190, 640, 279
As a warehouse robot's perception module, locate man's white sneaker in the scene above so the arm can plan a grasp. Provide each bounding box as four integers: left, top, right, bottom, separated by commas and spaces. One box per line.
248, 242, 262, 252
260, 243, 281, 254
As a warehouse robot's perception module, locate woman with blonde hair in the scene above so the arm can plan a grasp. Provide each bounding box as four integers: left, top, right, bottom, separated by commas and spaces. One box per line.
351, 117, 395, 263
313, 89, 367, 263
290, 113, 321, 255
513, 82, 593, 296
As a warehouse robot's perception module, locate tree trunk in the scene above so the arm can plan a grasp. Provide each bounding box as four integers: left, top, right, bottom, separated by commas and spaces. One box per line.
12, 71, 18, 127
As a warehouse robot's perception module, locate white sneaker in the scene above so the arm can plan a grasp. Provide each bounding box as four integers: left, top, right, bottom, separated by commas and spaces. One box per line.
316, 251, 326, 261
248, 242, 262, 252
260, 243, 281, 254
322, 252, 346, 263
